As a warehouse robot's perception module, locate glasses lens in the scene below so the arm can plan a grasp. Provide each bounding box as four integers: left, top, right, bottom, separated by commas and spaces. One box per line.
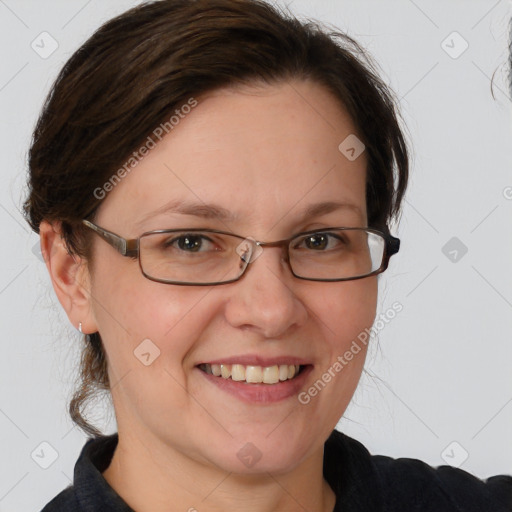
289, 229, 385, 280
139, 231, 248, 284
138, 228, 385, 284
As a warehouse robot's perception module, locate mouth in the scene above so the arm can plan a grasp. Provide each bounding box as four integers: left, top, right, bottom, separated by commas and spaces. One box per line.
197, 363, 307, 385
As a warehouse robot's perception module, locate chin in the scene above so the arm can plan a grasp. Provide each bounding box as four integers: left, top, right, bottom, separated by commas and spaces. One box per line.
202, 433, 314, 475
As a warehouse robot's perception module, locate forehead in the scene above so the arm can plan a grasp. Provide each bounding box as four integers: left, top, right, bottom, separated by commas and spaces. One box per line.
96, 80, 367, 234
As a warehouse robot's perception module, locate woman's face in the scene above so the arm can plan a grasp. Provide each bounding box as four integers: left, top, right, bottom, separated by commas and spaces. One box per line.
87, 79, 377, 473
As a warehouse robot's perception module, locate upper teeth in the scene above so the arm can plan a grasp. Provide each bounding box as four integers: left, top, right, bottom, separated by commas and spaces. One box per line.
201, 363, 301, 384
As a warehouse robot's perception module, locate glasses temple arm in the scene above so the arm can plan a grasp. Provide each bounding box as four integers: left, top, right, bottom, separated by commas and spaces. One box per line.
82, 220, 139, 257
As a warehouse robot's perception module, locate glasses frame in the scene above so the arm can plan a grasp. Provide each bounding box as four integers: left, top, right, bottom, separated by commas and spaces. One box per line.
82, 219, 400, 286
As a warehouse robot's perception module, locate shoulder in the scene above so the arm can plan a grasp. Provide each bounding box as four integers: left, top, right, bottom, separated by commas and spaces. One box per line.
372, 452, 512, 511
39, 434, 131, 511
40, 487, 78, 511
325, 430, 512, 512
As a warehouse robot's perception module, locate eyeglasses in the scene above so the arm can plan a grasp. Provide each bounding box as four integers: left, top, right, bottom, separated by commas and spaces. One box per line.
82, 220, 400, 286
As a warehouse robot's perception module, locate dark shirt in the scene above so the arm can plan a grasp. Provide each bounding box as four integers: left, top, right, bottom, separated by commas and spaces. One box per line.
41, 430, 512, 511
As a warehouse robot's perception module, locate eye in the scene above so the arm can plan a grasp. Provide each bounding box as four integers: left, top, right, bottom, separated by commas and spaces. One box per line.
295, 231, 346, 251
166, 233, 216, 253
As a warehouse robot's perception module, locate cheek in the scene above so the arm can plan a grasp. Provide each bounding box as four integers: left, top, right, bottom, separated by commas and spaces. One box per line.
310, 276, 378, 348
307, 278, 376, 403
89, 257, 215, 373
91, 258, 177, 356
90, 271, 218, 416
293, 277, 378, 431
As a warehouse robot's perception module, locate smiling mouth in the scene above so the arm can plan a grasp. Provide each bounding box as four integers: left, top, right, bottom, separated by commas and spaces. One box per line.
198, 363, 306, 384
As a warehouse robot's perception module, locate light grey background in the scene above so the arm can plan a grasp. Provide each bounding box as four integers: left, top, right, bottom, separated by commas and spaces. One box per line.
1, 0, 511, 510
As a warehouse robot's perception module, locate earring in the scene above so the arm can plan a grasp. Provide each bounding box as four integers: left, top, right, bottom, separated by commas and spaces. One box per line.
78, 322, 83, 334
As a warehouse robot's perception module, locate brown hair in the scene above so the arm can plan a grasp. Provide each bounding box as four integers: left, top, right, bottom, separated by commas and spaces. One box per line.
24, 0, 409, 437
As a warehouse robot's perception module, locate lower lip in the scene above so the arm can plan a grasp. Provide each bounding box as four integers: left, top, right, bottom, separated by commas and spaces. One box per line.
197, 365, 313, 404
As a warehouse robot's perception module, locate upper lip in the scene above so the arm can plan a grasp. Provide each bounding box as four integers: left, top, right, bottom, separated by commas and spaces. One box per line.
197, 355, 312, 367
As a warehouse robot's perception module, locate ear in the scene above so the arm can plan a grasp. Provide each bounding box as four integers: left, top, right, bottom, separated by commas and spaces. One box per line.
39, 220, 98, 334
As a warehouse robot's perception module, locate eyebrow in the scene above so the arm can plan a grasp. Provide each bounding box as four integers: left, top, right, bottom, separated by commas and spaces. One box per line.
301, 200, 363, 219
136, 199, 236, 227
135, 199, 363, 228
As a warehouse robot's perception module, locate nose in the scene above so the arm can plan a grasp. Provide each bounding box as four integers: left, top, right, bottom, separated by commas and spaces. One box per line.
224, 245, 308, 338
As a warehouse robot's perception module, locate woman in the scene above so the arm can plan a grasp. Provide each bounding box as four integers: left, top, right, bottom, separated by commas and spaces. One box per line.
24, 0, 511, 510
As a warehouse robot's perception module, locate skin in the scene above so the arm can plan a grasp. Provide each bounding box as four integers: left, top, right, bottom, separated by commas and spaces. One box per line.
40, 79, 378, 512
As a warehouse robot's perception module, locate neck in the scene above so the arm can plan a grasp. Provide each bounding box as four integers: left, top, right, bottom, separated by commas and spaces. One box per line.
102, 427, 336, 512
